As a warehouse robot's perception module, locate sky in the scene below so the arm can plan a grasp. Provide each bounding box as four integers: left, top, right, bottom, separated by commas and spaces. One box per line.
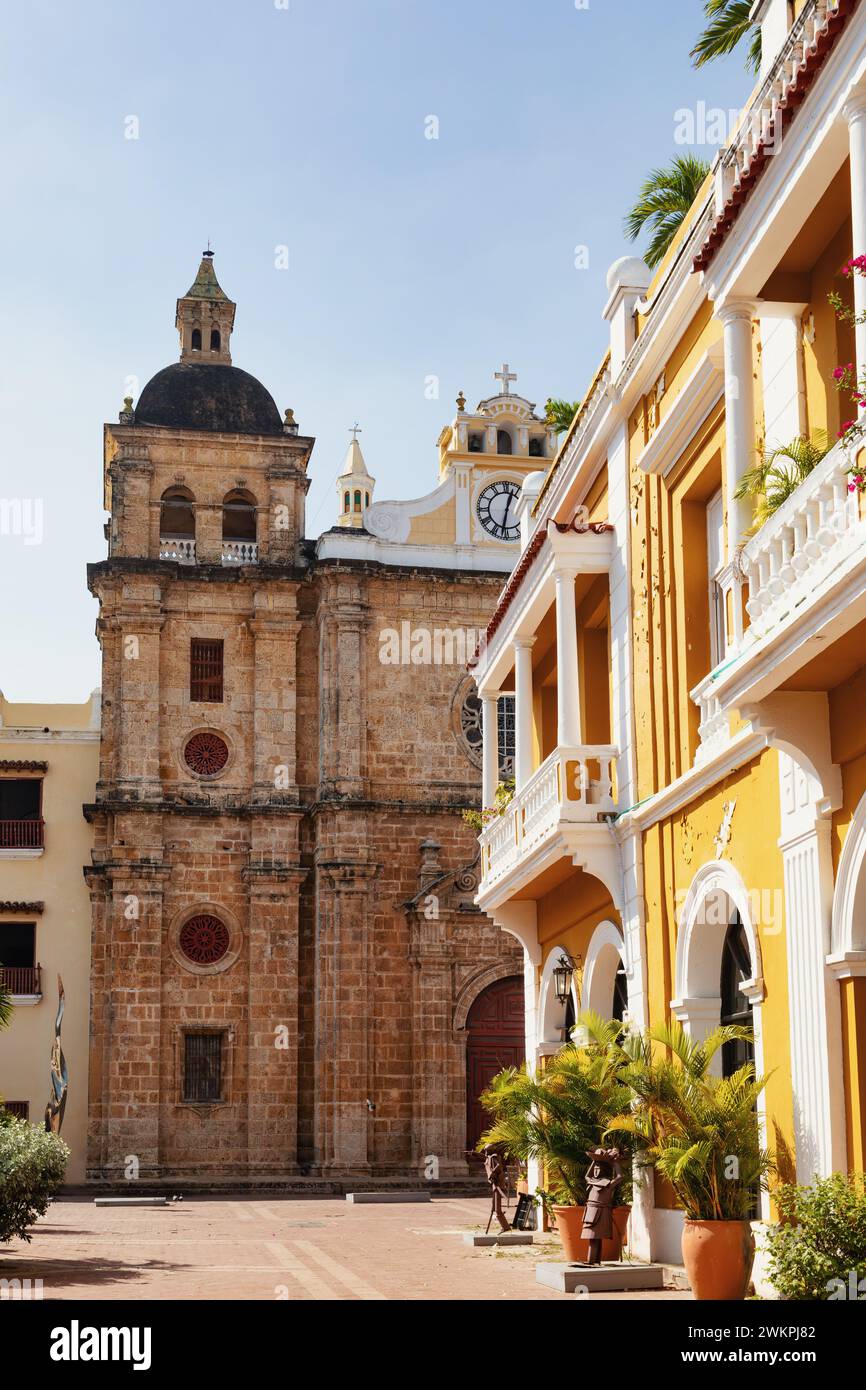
0, 0, 751, 702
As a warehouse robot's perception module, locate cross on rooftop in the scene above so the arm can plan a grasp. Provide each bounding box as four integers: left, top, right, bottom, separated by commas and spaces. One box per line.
349, 422, 362, 439
494, 363, 517, 395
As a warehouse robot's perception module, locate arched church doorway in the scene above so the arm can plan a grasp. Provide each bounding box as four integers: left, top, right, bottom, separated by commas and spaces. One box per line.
465, 975, 524, 1153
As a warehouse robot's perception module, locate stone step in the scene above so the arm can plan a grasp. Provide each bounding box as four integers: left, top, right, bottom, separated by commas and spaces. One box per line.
464, 1231, 534, 1247
346, 1192, 432, 1204
536, 1261, 667, 1294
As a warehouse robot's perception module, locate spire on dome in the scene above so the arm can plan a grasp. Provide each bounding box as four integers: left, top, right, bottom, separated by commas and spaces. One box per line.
336, 424, 376, 529
176, 250, 236, 365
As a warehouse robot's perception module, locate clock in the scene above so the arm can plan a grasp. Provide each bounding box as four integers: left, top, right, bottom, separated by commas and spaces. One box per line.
476, 479, 521, 541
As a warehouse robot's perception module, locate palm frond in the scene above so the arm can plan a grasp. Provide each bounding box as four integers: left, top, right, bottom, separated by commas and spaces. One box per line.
691, 0, 761, 73
625, 155, 711, 269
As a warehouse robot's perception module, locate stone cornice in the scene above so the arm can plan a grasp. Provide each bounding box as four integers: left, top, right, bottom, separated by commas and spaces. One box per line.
0, 759, 48, 772
0, 901, 44, 914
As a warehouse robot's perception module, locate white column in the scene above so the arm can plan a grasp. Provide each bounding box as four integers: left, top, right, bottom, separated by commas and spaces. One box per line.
717, 299, 758, 561
844, 91, 866, 389
481, 692, 499, 807
554, 567, 582, 748
778, 752, 848, 1180
758, 302, 807, 449
513, 638, 535, 791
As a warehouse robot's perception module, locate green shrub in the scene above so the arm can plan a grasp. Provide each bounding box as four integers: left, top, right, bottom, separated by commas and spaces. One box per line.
0, 1117, 69, 1243
763, 1173, 866, 1301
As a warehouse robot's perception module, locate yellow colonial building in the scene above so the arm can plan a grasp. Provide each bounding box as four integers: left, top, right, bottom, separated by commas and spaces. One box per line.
473, 0, 866, 1265
0, 692, 99, 1183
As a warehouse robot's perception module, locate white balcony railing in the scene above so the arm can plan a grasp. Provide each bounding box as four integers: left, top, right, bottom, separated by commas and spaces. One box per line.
712, 1, 835, 226
160, 536, 196, 564
479, 745, 617, 890
691, 439, 865, 761
743, 440, 864, 640
221, 540, 258, 565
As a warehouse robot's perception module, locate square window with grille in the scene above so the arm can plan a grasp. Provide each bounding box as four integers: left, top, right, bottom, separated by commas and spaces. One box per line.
1, 1100, 29, 1121
183, 1032, 224, 1103
190, 639, 224, 703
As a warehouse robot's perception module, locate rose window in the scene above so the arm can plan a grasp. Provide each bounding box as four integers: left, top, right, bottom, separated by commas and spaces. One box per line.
179, 914, 230, 966
184, 732, 229, 776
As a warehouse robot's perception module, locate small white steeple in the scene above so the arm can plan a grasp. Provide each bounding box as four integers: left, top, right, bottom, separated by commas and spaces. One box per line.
336, 424, 376, 529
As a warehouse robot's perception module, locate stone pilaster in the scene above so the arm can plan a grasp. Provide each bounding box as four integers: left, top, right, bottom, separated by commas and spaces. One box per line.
243, 863, 306, 1173
87, 854, 169, 1180
314, 857, 379, 1171
318, 582, 370, 799
250, 587, 301, 803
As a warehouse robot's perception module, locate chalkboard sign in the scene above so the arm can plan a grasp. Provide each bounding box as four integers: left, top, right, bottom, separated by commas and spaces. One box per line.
511, 1193, 537, 1231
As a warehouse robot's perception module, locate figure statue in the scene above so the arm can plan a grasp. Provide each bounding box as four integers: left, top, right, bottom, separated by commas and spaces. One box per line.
482, 1144, 511, 1234
44, 974, 68, 1135
581, 1146, 623, 1265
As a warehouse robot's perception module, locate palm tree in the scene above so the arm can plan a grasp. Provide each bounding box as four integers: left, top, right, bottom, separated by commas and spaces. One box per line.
0, 975, 11, 1032
545, 399, 581, 435
734, 433, 832, 533
624, 154, 711, 269
691, 0, 762, 72
477, 1013, 636, 1205
605, 1020, 772, 1221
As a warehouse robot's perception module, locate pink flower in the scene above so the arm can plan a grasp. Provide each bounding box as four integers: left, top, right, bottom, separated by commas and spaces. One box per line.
839, 421, 856, 436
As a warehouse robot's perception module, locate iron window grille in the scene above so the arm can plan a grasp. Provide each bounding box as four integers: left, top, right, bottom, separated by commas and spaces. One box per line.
190, 639, 224, 703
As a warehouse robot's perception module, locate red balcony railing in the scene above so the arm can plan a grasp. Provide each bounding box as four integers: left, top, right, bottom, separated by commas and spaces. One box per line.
0, 819, 44, 848
0, 965, 41, 996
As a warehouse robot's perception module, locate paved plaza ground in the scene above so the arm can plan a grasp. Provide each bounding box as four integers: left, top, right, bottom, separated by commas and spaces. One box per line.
1, 1195, 690, 1302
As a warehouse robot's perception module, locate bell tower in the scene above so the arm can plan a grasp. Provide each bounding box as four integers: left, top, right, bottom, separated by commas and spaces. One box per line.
176, 249, 236, 366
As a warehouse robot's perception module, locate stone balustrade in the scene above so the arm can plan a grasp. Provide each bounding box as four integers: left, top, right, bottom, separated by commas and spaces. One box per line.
479, 744, 617, 890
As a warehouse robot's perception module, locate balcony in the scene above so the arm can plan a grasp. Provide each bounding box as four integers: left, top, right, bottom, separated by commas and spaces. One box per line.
743, 440, 862, 641
1, 965, 41, 998
221, 540, 258, 565
159, 536, 196, 564
691, 439, 866, 757
479, 745, 617, 896
0, 819, 44, 850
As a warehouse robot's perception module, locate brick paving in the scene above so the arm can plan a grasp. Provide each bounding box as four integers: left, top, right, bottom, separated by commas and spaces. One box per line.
0, 1195, 690, 1301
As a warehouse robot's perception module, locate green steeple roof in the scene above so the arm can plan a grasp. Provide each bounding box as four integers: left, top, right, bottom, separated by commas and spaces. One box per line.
183, 252, 231, 302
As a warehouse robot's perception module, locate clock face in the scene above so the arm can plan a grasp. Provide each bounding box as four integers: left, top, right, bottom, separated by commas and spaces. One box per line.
476, 479, 521, 542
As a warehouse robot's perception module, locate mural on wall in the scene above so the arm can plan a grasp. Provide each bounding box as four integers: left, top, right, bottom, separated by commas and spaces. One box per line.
44, 974, 68, 1134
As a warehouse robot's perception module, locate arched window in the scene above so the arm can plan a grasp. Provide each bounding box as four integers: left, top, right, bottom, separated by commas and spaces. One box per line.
222, 490, 257, 541
365, 492, 370, 508
353, 490, 362, 512
496, 428, 512, 455
160, 487, 195, 538
343, 491, 350, 513
210, 328, 221, 351
720, 915, 754, 1078
191, 328, 202, 351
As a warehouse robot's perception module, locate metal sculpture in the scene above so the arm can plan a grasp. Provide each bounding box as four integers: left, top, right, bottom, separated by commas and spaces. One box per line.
44, 974, 68, 1134
483, 1144, 511, 1234
581, 1146, 623, 1265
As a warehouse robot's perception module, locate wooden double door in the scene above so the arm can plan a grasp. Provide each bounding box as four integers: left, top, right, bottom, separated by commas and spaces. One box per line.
465, 975, 525, 1153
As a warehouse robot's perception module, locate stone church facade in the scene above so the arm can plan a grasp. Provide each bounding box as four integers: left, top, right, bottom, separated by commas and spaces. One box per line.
85, 254, 553, 1184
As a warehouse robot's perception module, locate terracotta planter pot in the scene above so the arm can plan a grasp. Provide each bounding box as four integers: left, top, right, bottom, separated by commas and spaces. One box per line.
553, 1204, 631, 1262
603, 1205, 631, 1261
682, 1219, 755, 1301
552, 1205, 589, 1261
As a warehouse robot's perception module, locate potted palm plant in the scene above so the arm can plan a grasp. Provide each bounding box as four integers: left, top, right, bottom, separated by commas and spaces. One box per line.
477, 1013, 634, 1261
607, 1021, 772, 1300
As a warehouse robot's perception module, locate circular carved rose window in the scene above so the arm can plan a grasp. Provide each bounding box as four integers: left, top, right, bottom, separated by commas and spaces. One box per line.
184, 732, 229, 776
179, 914, 230, 966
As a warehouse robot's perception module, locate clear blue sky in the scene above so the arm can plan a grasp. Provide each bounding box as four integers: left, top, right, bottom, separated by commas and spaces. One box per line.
0, 0, 750, 701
